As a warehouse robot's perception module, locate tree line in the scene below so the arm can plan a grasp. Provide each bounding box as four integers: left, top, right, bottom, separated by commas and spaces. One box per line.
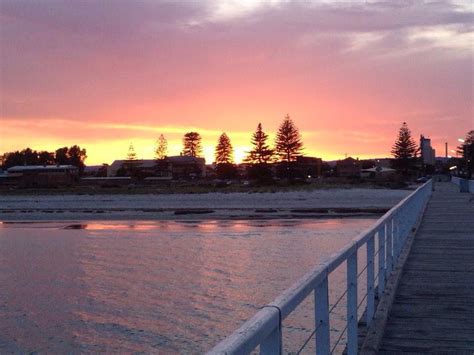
0, 146, 88, 173
391, 122, 473, 178
3, 119, 471, 180
127, 114, 304, 179
128, 114, 304, 163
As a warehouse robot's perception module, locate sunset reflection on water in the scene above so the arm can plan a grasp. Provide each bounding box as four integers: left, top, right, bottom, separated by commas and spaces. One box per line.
0, 218, 375, 353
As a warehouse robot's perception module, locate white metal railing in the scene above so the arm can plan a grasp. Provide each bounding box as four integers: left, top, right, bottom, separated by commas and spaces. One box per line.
451, 176, 474, 193
208, 180, 433, 355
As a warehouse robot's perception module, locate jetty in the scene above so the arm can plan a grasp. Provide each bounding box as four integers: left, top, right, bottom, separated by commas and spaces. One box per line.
375, 182, 474, 352
208, 178, 474, 354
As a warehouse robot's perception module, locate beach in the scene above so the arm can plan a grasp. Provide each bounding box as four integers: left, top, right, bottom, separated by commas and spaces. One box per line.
0, 187, 411, 221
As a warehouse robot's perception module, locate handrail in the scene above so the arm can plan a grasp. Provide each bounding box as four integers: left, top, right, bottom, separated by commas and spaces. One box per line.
451, 176, 474, 193
208, 180, 433, 355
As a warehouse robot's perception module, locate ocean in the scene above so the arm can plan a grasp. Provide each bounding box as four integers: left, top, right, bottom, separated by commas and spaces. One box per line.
0, 218, 375, 353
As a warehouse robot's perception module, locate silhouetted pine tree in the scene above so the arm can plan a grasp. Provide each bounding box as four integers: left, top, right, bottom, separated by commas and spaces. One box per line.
391, 122, 418, 175
182, 132, 202, 157
245, 123, 274, 164
275, 114, 303, 162
215, 133, 237, 179
457, 130, 474, 156
155, 134, 168, 160
274, 115, 304, 180
457, 130, 474, 178
118, 143, 140, 177
126, 143, 138, 161
215, 133, 233, 164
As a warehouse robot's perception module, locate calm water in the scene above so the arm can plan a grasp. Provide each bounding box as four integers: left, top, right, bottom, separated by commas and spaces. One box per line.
0, 218, 375, 353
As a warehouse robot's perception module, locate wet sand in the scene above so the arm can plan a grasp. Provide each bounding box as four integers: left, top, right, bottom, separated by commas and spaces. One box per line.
0, 188, 410, 221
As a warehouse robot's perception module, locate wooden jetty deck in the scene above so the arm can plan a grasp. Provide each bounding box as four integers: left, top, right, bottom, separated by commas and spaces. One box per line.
378, 182, 474, 352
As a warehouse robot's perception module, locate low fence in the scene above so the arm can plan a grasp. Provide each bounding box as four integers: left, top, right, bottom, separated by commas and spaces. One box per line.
208, 180, 433, 355
451, 176, 474, 193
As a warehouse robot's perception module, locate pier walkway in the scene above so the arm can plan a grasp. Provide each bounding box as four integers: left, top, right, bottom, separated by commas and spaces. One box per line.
378, 182, 474, 352
209, 180, 473, 354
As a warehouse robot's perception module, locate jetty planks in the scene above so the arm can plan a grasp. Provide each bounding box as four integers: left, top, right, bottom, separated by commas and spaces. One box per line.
379, 182, 474, 352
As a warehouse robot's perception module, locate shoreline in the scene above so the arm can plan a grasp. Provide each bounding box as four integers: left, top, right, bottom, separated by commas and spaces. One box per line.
0, 187, 410, 221
0, 182, 409, 196
0, 207, 387, 222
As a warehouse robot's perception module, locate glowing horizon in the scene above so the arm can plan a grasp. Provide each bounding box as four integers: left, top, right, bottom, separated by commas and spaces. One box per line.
0, 118, 411, 165
0, 121, 452, 166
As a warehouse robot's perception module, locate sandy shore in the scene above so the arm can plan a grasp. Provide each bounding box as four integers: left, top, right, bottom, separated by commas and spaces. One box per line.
0, 188, 411, 221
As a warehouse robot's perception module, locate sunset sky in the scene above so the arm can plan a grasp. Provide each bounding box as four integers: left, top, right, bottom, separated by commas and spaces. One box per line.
1, 0, 472, 165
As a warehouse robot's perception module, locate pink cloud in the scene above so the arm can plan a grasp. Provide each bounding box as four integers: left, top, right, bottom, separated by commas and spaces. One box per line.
1, 0, 472, 162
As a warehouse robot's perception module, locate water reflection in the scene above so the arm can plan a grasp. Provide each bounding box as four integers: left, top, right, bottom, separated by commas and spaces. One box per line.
0, 218, 375, 353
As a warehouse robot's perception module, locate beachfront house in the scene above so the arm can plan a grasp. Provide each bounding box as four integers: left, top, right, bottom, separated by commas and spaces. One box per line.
336, 157, 361, 177
6, 165, 79, 188
82, 164, 108, 177
107, 156, 206, 180
294, 156, 322, 178
165, 156, 206, 179
107, 159, 157, 178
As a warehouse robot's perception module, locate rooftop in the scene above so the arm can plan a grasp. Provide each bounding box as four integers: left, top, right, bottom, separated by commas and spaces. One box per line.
7, 165, 78, 172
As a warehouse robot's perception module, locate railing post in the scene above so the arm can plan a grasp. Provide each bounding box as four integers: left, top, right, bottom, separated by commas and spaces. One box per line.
378, 225, 386, 298
398, 215, 402, 257
366, 235, 375, 326
347, 251, 358, 355
411, 197, 418, 230
400, 208, 406, 244
401, 208, 407, 242
260, 324, 281, 355
406, 201, 414, 234
315, 276, 330, 354
393, 215, 400, 262
386, 219, 393, 275
405, 202, 412, 239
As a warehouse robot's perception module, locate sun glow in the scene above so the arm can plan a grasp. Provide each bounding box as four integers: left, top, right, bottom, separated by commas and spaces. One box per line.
0, 119, 426, 166
234, 146, 250, 164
